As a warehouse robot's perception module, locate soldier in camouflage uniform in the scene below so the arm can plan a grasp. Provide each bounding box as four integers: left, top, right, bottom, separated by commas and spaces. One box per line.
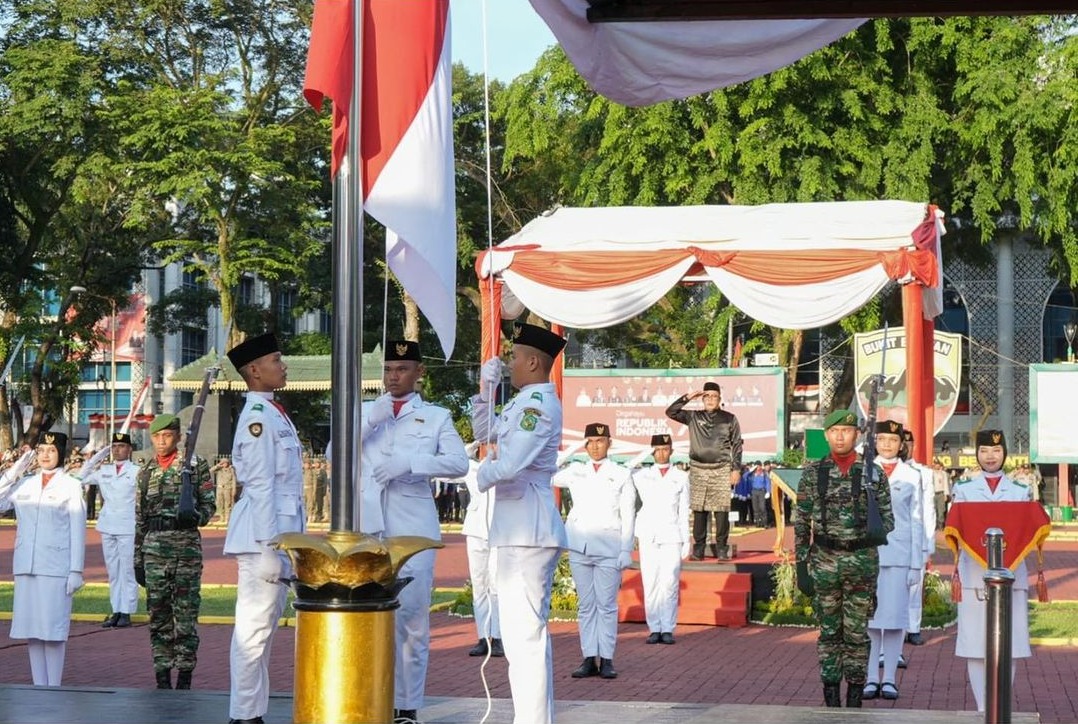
134, 414, 216, 691
794, 410, 894, 708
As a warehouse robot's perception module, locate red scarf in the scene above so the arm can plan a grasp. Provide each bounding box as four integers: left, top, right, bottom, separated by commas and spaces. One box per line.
831, 450, 858, 476
985, 474, 1002, 493
882, 462, 898, 479
156, 451, 179, 469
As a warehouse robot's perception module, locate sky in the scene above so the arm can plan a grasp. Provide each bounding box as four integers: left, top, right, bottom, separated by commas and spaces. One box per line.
450, 0, 558, 82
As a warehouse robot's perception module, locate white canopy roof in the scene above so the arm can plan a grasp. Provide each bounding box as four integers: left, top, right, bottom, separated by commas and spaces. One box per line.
478, 200, 944, 330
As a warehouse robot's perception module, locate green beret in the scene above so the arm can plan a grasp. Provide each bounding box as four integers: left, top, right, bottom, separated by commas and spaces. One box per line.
149, 414, 181, 434
824, 410, 859, 429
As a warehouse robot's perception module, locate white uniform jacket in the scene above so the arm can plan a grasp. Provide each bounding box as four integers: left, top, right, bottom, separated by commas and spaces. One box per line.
1, 470, 86, 576
471, 384, 568, 550
633, 465, 690, 547
875, 460, 924, 569
225, 391, 306, 554
461, 460, 493, 540
908, 460, 936, 562
360, 394, 467, 541
951, 473, 1033, 591
553, 459, 636, 558
84, 462, 140, 536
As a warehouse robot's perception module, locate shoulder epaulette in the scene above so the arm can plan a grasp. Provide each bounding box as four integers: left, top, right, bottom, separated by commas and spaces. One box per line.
530, 391, 544, 402
1012, 480, 1028, 488
954, 479, 972, 486
251, 402, 265, 412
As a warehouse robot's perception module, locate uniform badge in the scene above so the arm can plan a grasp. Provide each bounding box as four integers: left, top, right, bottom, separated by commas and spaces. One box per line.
252, 403, 264, 412
530, 391, 544, 402
520, 407, 542, 431
249, 422, 263, 437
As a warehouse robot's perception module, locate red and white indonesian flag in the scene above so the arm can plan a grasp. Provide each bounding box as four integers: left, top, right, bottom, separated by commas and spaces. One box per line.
304, 0, 458, 359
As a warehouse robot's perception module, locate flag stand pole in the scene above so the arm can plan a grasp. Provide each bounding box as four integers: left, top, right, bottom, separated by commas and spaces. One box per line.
275, 3, 439, 723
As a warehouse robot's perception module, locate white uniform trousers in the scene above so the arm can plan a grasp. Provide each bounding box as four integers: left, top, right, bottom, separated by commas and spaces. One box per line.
497, 546, 560, 724
466, 537, 500, 639
395, 548, 435, 710
568, 552, 621, 659
229, 548, 290, 720
639, 541, 682, 634
907, 566, 925, 633
101, 533, 138, 614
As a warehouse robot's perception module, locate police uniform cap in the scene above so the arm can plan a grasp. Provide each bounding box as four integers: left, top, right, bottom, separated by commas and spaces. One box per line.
584, 422, 610, 438
876, 420, 904, 436
511, 323, 566, 359
111, 432, 133, 446
824, 409, 858, 429
149, 414, 181, 434
703, 381, 721, 393
650, 433, 672, 447
227, 332, 280, 370
384, 340, 422, 362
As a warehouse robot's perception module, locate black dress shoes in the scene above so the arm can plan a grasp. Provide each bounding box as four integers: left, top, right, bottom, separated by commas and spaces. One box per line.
227, 718, 264, 724
102, 613, 119, 628
114, 613, 132, 628
906, 632, 924, 645
599, 658, 617, 679
468, 639, 489, 657
393, 710, 419, 724
571, 657, 599, 678
489, 638, 504, 657
660, 632, 675, 645
645, 632, 662, 644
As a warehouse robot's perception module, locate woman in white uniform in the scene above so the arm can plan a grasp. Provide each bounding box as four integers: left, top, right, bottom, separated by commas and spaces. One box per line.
0, 432, 86, 686
950, 429, 1033, 712
862, 421, 923, 701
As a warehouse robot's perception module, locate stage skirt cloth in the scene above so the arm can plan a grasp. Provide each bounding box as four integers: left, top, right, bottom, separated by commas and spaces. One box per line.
955, 587, 1031, 659
689, 463, 732, 512
10, 574, 73, 641
867, 566, 910, 630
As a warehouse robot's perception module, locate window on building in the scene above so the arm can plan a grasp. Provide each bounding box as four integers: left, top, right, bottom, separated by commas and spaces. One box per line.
77, 390, 133, 424
80, 362, 132, 383
182, 269, 202, 290
181, 327, 208, 366
1042, 284, 1078, 363
238, 276, 255, 306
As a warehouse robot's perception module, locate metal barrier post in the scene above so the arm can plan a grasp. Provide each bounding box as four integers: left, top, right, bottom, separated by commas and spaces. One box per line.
984, 527, 1014, 724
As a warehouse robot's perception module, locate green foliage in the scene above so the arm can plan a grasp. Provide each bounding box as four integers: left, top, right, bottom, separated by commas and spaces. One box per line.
781, 447, 806, 468
449, 556, 578, 621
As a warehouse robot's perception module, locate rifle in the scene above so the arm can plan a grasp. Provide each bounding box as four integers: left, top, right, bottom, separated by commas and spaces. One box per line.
178, 365, 220, 525
859, 324, 889, 545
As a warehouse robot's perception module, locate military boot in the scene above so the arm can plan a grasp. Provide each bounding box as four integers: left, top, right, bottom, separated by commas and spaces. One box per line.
846, 682, 864, 708
175, 670, 193, 690
823, 682, 841, 707
155, 669, 172, 689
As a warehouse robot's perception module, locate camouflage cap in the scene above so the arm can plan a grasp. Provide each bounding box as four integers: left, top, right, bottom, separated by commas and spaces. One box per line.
824, 409, 858, 429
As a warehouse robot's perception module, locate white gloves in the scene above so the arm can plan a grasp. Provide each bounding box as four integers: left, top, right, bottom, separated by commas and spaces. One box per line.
907, 568, 922, 588
256, 544, 286, 584
371, 455, 412, 487
617, 551, 633, 570
681, 542, 692, 560
479, 357, 505, 402
365, 395, 395, 429
65, 572, 84, 596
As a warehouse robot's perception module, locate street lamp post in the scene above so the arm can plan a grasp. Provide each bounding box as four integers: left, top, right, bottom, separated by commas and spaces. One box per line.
1064, 321, 1077, 364
70, 286, 118, 442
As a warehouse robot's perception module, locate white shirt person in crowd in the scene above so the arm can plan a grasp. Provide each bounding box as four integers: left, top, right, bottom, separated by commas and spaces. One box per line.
83, 432, 141, 628
0, 432, 86, 686
460, 441, 503, 658
631, 433, 690, 645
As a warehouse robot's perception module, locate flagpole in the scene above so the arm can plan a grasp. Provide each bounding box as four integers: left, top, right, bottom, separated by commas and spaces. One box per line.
327, 0, 364, 534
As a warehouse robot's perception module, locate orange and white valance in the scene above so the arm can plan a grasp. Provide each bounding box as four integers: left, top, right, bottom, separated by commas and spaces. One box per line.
477, 201, 945, 330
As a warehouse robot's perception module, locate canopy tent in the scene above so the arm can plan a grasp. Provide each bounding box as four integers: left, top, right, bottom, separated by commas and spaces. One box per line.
476, 200, 946, 463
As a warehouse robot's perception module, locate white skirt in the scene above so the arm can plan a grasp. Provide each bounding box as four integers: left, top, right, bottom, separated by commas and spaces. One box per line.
955, 587, 1031, 659
10, 574, 73, 641
868, 565, 910, 630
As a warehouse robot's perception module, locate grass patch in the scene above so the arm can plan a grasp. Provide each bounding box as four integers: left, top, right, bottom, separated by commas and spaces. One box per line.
0, 583, 461, 620
1028, 601, 1078, 639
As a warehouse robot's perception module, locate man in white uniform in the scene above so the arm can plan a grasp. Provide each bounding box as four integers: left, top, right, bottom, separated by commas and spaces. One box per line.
359, 340, 468, 724
632, 433, 690, 645
460, 442, 503, 658
224, 333, 306, 724
553, 421, 636, 679
950, 429, 1033, 712
471, 323, 568, 724
84, 432, 140, 628
900, 429, 935, 646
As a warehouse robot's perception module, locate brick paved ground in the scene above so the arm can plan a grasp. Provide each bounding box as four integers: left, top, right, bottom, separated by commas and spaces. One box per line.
2, 522, 1077, 722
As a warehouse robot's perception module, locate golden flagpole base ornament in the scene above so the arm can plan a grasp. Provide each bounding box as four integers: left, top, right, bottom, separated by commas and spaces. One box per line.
274, 530, 443, 724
